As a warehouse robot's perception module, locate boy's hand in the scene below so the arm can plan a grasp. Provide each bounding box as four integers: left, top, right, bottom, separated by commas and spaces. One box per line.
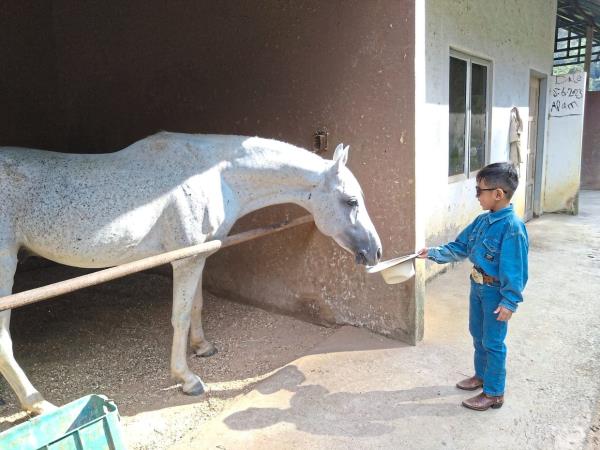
494, 306, 513, 321
416, 248, 429, 259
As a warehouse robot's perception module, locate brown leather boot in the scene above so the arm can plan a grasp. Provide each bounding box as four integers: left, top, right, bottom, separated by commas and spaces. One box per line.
455, 376, 483, 391
462, 392, 504, 411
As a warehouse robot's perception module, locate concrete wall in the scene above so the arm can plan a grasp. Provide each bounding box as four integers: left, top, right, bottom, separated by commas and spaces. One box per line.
542, 73, 586, 213
582, 91, 600, 190
415, 0, 556, 279
0, 2, 419, 342
543, 113, 584, 212
200, 2, 417, 343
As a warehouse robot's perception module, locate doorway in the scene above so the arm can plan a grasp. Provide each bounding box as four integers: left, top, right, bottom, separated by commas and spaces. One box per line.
525, 74, 545, 221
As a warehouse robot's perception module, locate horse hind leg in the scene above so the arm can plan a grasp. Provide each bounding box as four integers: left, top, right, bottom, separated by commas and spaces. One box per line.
0, 249, 56, 415
190, 259, 217, 357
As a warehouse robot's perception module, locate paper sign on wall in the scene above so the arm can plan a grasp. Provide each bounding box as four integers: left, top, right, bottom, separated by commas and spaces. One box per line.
549, 72, 587, 117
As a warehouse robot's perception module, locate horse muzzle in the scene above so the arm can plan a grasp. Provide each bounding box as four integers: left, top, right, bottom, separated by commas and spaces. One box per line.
355, 247, 382, 266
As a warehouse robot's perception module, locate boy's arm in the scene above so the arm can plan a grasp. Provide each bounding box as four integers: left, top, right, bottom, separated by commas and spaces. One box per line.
427, 221, 475, 264
498, 229, 529, 312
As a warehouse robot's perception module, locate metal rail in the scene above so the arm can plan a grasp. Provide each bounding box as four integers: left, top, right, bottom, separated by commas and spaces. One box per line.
0, 215, 314, 311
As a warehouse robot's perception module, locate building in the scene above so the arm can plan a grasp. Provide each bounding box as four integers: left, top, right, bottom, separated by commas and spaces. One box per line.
1, 1, 596, 344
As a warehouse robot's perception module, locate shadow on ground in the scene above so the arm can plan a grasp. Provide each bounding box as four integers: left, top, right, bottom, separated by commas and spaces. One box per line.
224, 365, 464, 437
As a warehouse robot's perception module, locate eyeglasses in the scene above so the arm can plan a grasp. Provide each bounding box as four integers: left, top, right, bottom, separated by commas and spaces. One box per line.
475, 186, 505, 197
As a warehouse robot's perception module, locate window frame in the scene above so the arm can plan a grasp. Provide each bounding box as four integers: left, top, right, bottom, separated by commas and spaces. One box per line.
448, 49, 493, 182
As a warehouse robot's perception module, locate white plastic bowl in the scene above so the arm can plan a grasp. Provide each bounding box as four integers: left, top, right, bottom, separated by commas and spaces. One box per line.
365, 253, 418, 284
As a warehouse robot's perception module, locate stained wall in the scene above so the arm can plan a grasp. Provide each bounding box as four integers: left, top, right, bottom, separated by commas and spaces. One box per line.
0, 2, 419, 342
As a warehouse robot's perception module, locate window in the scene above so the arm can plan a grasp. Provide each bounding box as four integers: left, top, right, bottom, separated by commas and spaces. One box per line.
449, 52, 491, 178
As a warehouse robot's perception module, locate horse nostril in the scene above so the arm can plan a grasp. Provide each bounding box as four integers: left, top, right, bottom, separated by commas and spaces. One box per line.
376, 248, 382, 261
356, 250, 368, 265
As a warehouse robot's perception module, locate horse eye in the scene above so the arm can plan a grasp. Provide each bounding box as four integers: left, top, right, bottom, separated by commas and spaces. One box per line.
346, 198, 359, 207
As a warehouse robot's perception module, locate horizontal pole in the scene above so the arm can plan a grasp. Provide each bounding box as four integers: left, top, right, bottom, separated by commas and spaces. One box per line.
0, 215, 314, 312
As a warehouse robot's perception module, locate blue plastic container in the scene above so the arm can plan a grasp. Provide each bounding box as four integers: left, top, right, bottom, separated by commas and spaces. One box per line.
0, 394, 126, 450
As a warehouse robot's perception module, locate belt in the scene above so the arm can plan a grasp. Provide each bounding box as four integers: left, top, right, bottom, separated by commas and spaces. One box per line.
471, 266, 498, 285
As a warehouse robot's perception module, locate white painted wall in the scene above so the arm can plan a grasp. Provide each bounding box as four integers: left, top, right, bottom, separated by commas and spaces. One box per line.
543, 73, 586, 213
415, 0, 557, 277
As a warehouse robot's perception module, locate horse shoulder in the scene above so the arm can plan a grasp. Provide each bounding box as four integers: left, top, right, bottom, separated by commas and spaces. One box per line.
164, 172, 239, 246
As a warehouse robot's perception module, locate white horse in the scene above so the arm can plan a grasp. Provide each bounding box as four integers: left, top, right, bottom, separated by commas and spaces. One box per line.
0, 132, 382, 415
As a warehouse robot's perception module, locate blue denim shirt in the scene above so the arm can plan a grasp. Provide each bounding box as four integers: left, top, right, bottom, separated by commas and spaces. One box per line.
428, 204, 529, 312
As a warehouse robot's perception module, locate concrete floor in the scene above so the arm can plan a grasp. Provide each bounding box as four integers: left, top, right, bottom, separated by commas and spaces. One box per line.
175, 191, 600, 450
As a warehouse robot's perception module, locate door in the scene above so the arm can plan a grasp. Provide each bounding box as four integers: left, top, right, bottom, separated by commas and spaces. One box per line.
525, 76, 540, 222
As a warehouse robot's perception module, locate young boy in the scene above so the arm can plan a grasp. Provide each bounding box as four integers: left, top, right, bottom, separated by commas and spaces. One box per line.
417, 162, 528, 411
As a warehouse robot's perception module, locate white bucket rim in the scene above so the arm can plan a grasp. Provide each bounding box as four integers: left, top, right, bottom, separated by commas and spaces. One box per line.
365, 252, 419, 274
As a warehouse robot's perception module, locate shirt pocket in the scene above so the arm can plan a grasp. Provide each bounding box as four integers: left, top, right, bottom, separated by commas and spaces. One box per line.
482, 238, 500, 262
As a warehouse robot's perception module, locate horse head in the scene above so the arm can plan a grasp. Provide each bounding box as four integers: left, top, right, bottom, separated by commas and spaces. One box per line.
309, 143, 382, 266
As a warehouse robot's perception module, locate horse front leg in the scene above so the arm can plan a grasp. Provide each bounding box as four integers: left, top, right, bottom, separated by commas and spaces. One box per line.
171, 256, 206, 395
190, 259, 217, 357
0, 250, 56, 415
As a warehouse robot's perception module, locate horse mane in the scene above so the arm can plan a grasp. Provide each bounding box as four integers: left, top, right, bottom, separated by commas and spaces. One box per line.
145, 132, 329, 174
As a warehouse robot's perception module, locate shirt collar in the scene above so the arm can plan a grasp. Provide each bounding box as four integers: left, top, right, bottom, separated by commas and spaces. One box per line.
487, 204, 514, 223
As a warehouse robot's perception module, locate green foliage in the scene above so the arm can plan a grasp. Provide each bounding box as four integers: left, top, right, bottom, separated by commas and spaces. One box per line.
553, 62, 600, 91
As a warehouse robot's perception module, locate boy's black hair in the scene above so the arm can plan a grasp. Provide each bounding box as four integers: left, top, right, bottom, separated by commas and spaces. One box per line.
476, 162, 519, 200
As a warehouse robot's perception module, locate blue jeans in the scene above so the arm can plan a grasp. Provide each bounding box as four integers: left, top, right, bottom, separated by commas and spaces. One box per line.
469, 278, 508, 396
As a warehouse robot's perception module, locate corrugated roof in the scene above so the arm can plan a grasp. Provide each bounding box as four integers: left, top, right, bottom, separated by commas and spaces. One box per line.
555, 0, 599, 66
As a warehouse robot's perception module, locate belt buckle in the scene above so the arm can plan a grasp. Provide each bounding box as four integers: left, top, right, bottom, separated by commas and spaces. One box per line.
471, 267, 484, 284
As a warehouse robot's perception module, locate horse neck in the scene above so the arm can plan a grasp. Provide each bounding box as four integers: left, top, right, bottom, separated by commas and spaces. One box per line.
223, 140, 327, 217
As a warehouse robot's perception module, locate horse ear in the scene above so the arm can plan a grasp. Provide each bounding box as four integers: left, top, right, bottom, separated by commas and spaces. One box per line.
333, 143, 349, 167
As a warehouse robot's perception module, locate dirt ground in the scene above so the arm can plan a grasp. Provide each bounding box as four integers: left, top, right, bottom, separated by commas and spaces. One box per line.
0, 264, 335, 449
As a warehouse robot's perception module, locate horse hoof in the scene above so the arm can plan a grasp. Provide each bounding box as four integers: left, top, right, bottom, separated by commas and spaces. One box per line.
183, 380, 206, 396
198, 346, 218, 358
27, 400, 58, 416
193, 342, 218, 358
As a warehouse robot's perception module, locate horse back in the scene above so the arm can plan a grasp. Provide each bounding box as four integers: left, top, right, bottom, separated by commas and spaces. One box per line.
0, 138, 238, 267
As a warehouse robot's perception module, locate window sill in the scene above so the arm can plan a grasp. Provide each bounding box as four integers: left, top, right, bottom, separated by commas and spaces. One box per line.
448, 173, 467, 183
